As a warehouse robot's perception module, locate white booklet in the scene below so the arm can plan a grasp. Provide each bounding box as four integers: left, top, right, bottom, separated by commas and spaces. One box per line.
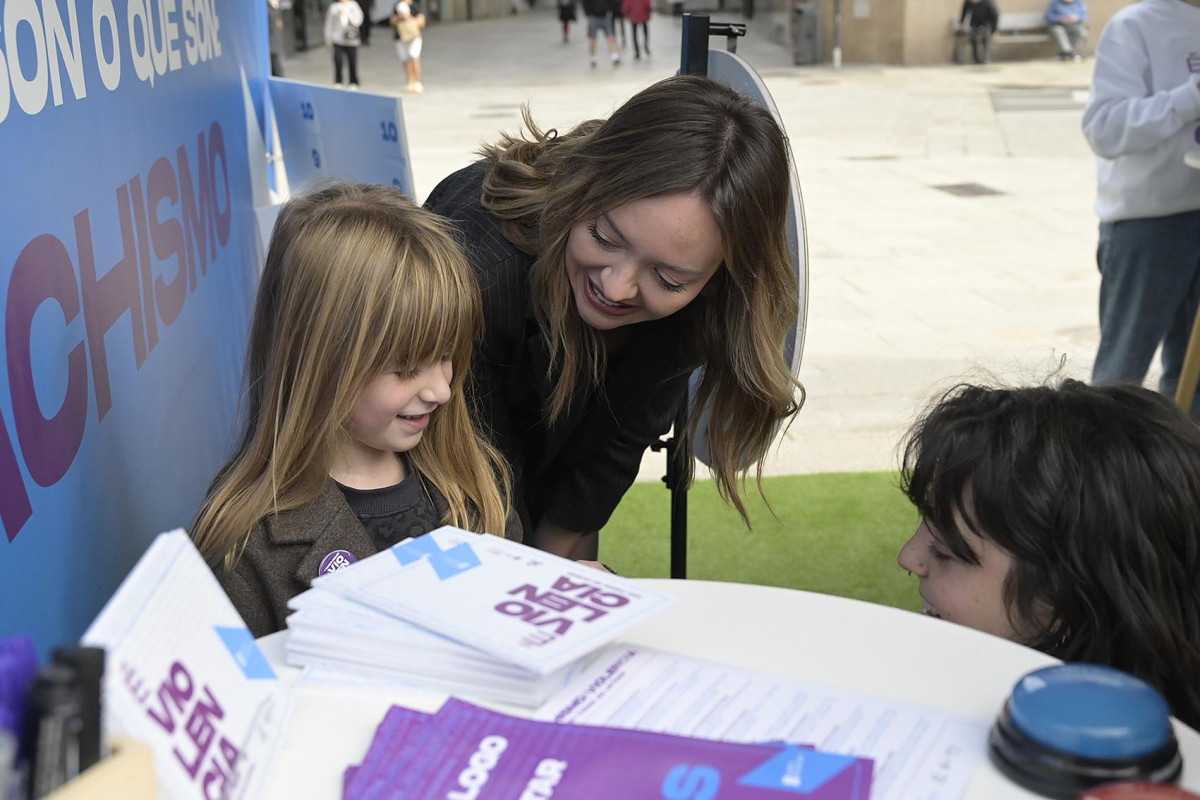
82, 530, 291, 800
309, 526, 676, 675
284, 592, 584, 706
286, 592, 545, 679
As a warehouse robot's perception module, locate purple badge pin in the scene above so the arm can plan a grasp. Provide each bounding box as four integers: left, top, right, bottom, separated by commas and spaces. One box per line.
319, 550, 358, 576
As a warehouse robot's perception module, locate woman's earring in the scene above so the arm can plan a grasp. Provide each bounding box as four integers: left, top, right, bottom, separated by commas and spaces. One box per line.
905, 570, 913, 577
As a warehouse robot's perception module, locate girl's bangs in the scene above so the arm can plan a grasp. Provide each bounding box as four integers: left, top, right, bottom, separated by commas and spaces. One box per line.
378, 253, 478, 371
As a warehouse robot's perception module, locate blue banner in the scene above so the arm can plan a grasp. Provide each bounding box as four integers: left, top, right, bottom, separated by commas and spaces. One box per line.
270, 77, 415, 198
0, 0, 270, 654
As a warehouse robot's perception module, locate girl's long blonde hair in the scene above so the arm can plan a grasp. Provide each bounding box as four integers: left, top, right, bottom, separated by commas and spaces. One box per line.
478, 75, 803, 525
193, 183, 510, 569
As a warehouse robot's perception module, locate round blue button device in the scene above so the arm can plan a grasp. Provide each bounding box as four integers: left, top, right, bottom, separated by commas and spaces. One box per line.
1008, 663, 1173, 760
988, 663, 1182, 799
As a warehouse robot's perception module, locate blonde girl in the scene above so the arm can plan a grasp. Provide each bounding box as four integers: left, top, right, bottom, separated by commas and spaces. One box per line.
193, 184, 515, 637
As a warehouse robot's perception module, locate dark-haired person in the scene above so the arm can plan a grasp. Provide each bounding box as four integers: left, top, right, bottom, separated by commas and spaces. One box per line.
897, 379, 1200, 729
958, 0, 999, 64
426, 75, 802, 561
582, 0, 619, 67
557, 0, 577, 43
355, 0, 372, 45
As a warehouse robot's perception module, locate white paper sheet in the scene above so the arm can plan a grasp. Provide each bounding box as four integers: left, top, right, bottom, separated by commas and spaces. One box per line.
534, 645, 989, 800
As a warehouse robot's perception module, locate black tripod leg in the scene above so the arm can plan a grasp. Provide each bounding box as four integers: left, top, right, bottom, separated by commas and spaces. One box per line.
666, 404, 688, 579
669, 469, 688, 579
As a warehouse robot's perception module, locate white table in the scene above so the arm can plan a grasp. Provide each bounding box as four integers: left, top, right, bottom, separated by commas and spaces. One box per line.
260, 579, 1200, 799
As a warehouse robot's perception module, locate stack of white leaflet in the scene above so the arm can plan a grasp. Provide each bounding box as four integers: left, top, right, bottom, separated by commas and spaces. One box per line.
285, 592, 579, 706
283, 525, 676, 707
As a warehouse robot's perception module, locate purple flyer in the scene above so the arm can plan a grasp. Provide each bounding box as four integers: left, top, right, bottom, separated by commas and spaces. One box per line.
345, 699, 873, 799
344, 706, 433, 800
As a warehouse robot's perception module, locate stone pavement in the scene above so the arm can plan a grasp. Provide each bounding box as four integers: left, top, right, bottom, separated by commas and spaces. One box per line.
281, 9, 1112, 480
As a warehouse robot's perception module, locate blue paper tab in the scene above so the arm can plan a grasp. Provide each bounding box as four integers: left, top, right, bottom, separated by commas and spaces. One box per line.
391, 534, 482, 580
391, 534, 448, 565
215, 627, 277, 680
739, 745, 863, 794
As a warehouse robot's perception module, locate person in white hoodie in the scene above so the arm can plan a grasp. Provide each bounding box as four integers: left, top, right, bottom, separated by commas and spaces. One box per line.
1082, 0, 1200, 414
324, 0, 365, 89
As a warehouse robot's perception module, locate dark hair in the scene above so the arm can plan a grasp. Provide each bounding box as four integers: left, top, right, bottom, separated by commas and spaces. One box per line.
479, 75, 802, 525
901, 379, 1200, 729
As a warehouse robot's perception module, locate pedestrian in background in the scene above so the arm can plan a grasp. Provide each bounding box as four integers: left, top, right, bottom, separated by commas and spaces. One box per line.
558, 0, 577, 43
1045, 0, 1088, 61
392, 1, 426, 93
356, 0, 373, 45
623, 0, 650, 58
268, 0, 286, 77
958, 0, 999, 65
1083, 0, 1200, 413
610, 0, 627, 51
324, 0, 364, 89
583, 0, 619, 67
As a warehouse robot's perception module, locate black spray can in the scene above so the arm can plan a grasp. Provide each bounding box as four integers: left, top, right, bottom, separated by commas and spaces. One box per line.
50, 647, 104, 772
23, 664, 81, 800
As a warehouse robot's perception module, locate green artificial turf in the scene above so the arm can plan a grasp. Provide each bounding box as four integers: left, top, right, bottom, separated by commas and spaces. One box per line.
598, 471, 923, 613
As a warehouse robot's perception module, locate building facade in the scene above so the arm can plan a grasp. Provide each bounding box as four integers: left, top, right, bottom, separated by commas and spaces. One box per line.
764, 0, 1128, 65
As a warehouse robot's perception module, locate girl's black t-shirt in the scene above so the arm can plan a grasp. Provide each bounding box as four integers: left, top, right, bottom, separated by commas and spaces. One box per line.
335, 467, 441, 552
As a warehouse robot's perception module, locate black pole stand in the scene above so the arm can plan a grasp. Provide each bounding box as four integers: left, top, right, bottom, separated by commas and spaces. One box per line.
650, 405, 690, 580
680, 14, 747, 76
657, 15, 749, 580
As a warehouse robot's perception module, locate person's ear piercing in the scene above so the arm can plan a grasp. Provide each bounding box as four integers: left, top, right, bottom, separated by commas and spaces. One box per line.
905, 570, 913, 577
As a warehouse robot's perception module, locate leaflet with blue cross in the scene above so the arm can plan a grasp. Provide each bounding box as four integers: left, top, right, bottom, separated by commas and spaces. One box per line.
309, 526, 675, 675
81, 531, 291, 800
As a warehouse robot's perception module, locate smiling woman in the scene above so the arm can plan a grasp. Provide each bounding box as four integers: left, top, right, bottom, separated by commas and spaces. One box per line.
565, 194, 724, 331
425, 75, 803, 560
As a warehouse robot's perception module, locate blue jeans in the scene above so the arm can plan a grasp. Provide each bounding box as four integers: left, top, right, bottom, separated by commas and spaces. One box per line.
1048, 23, 1086, 57
1092, 210, 1200, 414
